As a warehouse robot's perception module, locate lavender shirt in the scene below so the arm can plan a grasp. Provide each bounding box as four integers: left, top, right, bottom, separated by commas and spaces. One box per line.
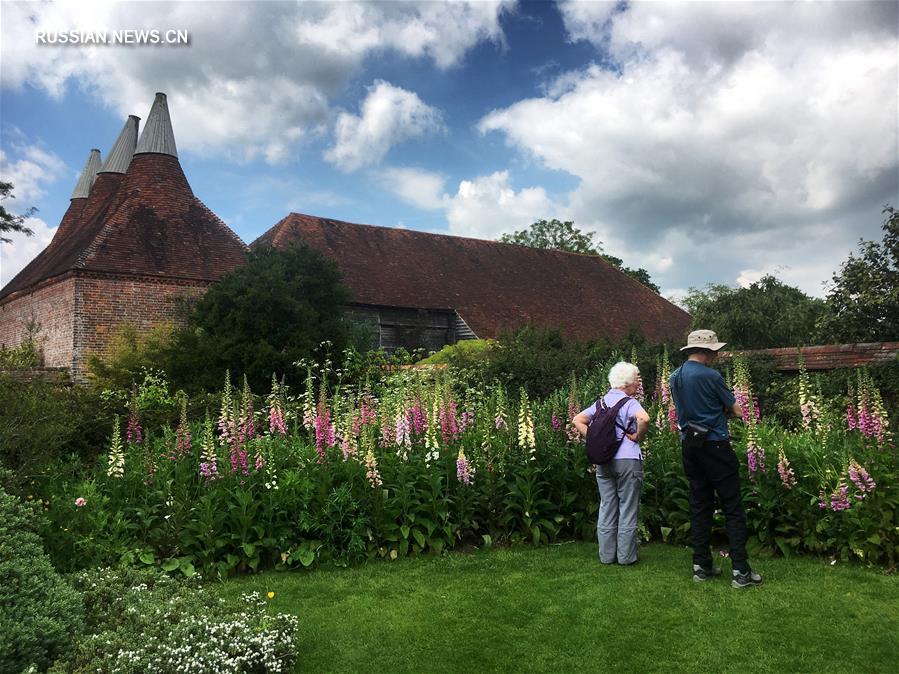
580, 389, 645, 460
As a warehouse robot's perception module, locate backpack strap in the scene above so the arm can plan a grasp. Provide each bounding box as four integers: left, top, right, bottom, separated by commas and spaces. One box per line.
595, 395, 632, 432
611, 396, 632, 432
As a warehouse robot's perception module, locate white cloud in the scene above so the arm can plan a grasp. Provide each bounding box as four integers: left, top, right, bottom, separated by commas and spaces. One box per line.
2, 1, 511, 163
0, 141, 67, 286
476, 1, 898, 296
325, 81, 445, 172
0, 145, 67, 205
292, 0, 514, 70
379, 166, 447, 210
381, 167, 574, 244
556, 0, 618, 44
444, 171, 564, 240
0, 216, 56, 286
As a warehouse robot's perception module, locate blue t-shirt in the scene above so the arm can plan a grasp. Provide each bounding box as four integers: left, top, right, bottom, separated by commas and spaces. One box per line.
669, 360, 736, 441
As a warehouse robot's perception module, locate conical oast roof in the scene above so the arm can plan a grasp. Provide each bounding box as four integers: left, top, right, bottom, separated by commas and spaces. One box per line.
1, 95, 243, 302
48, 115, 140, 250
52, 147, 102, 244
135, 93, 178, 157
63, 92, 243, 282
70, 148, 102, 199
100, 115, 140, 174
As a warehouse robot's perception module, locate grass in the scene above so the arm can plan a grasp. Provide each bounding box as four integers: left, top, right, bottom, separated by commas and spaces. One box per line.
219, 542, 898, 673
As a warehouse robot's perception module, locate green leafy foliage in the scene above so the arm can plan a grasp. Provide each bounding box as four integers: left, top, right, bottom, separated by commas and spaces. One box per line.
500, 218, 600, 254
86, 322, 176, 391
0, 180, 36, 243
0, 487, 82, 672
165, 244, 355, 393
0, 340, 41, 368
32, 362, 898, 578
0, 317, 43, 368
498, 218, 659, 292
818, 206, 899, 342
417, 339, 496, 365
683, 275, 827, 349
454, 326, 667, 399
0, 375, 114, 484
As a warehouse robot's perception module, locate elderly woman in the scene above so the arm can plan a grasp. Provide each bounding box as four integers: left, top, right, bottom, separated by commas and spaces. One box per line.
573, 361, 650, 565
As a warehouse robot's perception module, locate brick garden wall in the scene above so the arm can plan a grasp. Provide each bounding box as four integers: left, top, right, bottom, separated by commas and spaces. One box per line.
0, 276, 76, 368
721, 343, 899, 371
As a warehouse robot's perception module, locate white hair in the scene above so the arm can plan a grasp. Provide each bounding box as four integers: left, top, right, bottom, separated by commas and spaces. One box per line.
608, 361, 640, 389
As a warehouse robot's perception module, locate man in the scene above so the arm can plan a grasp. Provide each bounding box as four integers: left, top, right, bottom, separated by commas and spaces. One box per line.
669, 329, 763, 588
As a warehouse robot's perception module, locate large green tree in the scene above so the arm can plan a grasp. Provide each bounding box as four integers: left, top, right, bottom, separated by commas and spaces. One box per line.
166, 244, 355, 392
683, 275, 826, 349
818, 206, 899, 343
499, 219, 660, 292
0, 181, 35, 243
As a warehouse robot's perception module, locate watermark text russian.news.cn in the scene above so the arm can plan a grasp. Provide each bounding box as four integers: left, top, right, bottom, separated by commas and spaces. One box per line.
36, 30, 190, 46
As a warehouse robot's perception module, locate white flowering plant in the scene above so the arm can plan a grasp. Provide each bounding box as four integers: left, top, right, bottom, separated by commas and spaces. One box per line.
53, 566, 299, 673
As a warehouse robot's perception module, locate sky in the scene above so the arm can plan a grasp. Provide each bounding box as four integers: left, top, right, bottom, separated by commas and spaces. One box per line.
1, 0, 897, 302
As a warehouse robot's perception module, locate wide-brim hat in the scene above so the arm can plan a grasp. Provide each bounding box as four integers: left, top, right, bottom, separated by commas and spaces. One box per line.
680, 329, 727, 352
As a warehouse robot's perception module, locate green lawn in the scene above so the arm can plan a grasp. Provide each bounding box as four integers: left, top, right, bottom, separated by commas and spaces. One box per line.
219, 543, 898, 673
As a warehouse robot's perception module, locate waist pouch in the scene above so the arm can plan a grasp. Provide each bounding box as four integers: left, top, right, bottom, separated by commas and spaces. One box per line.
682, 422, 710, 450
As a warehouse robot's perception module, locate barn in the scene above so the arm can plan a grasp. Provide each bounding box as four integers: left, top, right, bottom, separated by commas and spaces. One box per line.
253, 214, 692, 353
0, 93, 691, 380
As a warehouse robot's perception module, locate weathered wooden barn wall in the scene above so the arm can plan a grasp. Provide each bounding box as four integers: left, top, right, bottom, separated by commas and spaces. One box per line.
344, 304, 459, 353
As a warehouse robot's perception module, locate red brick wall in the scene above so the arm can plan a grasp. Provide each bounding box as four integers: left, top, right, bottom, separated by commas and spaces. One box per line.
1, 272, 215, 381
0, 276, 76, 368
72, 273, 210, 381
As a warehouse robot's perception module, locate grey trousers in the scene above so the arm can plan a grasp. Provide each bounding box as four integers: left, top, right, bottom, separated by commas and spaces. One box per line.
595, 459, 644, 565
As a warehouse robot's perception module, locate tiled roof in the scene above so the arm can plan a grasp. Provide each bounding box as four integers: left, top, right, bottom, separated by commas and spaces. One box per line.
252, 213, 692, 343
74, 154, 246, 279
0, 154, 247, 302
1, 172, 125, 300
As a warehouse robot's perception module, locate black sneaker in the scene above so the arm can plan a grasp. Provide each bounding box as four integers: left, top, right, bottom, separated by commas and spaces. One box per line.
731, 569, 763, 588
692, 565, 722, 582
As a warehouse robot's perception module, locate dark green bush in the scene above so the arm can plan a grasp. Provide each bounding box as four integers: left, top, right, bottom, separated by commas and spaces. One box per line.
0, 376, 114, 486
165, 244, 355, 393
0, 486, 82, 672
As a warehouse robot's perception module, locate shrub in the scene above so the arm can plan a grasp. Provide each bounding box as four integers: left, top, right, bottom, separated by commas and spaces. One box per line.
86, 322, 175, 391
418, 339, 496, 366
468, 327, 669, 399
0, 316, 43, 368
52, 567, 299, 673
165, 244, 355, 393
0, 486, 83, 672
0, 376, 114, 485
0, 340, 41, 368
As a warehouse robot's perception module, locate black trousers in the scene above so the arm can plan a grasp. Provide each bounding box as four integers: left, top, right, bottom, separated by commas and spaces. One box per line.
681, 439, 750, 573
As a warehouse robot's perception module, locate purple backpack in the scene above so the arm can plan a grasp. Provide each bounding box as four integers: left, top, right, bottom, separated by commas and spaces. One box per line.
585, 396, 631, 465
